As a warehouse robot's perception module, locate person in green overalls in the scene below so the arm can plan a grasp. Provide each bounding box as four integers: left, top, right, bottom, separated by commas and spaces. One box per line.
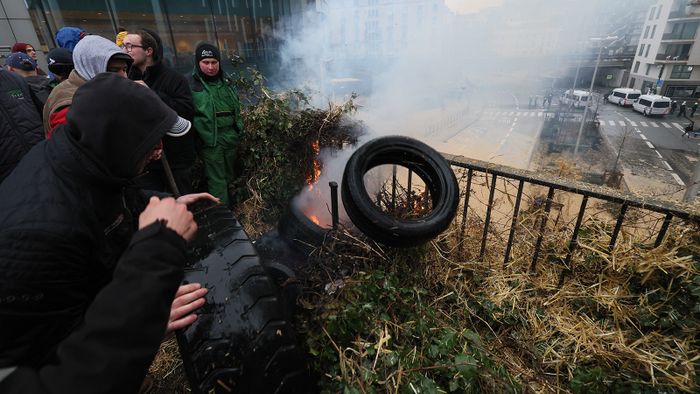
187, 43, 244, 206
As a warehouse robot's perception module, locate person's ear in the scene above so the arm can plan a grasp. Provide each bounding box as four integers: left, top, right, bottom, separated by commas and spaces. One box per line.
146, 47, 154, 58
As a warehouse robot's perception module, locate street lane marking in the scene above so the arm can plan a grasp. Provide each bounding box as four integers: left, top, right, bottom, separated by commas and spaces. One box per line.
640, 121, 649, 127
662, 161, 673, 171
640, 134, 648, 140
618, 120, 626, 126
650, 121, 659, 127
671, 173, 685, 186
509, 112, 514, 116
629, 121, 638, 127
655, 150, 663, 158
537, 112, 543, 117
608, 120, 616, 126
662, 122, 671, 128
635, 129, 641, 133
645, 141, 655, 149
530, 112, 536, 116
672, 122, 686, 132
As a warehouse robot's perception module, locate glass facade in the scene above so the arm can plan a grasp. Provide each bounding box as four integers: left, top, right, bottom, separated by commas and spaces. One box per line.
26, 0, 304, 74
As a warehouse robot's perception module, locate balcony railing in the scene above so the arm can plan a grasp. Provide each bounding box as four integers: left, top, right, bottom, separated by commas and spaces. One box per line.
656, 53, 690, 61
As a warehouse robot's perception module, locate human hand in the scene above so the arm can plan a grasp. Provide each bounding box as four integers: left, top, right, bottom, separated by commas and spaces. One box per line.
167, 283, 209, 332
176, 192, 220, 206
139, 197, 197, 241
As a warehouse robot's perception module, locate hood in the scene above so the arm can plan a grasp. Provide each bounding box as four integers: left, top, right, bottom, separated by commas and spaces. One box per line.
56, 27, 85, 51
66, 73, 178, 180
142, 28, 164, 63
73, 35, 133, 80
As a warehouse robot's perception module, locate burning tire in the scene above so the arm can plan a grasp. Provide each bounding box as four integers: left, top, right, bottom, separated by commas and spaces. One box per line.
177, 201, 313, 394
278, 204, 329, 255
341, 136, 459, 247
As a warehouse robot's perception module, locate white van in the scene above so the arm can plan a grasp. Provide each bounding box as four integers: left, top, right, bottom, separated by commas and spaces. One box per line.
608, 88, 641, 107
562, 89, 591, 109
632, 94, 672, 116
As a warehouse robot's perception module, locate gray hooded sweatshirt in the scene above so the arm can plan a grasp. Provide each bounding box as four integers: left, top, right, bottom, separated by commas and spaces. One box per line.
73, 35, 132, 80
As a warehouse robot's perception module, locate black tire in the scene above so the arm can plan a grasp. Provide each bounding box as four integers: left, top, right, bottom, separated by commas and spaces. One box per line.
341, 136, 459, 247
278, 205, 329, 255
177, 201, 313, 394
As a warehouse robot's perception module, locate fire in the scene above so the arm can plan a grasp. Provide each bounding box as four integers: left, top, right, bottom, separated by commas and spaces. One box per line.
303, 140, 325, 226
306, 140, 322, 185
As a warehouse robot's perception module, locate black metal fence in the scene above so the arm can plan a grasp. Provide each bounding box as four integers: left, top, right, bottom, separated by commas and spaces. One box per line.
442, 153, 700, 286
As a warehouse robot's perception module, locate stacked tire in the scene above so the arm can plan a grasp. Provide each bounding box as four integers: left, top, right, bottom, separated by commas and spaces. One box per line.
177, 201, 312, 394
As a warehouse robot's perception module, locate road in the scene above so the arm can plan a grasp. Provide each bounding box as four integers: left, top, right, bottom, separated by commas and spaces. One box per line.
594, 102, 699, 195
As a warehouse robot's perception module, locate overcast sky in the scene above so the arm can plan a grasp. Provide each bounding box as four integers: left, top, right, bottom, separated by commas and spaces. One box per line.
443, 0, 504, 14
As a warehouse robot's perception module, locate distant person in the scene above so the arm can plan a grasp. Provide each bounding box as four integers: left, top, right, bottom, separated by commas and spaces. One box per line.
0, 69, 43, 183
11, 42, 46, 76
55, 26, 86, 51
46, 47, 74, 89
0, 73, 210, 394
5, 52, 51, 107
678, 101, 687, 117
691, 101, 698, 117
43, 35, 133, 137
124, 28, 195, 195
188, 43, 245, 206
670, 100, 677, 115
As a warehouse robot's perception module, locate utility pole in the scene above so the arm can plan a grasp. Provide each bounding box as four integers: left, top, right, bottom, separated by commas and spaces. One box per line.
574, 44, 604, 158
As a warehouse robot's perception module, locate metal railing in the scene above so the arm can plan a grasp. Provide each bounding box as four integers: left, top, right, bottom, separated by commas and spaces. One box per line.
441, 153, 700, 286
656, 53, 690, 61
662, 32, 696, 40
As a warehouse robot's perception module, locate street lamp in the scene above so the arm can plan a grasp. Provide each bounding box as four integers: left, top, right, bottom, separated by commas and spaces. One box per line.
573, 36, 620, 158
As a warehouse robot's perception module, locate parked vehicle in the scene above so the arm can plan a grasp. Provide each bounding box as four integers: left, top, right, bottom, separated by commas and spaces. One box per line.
608, 88, 641, 107
561, 89, 591, 109
632, 94, 672, 116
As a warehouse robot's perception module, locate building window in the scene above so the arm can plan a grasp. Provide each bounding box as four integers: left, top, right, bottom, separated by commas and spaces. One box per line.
644, 25, 650, 38
670, 65, 693, 79
651, 25, 656, 38
649, 7, 655, 20
629, 77, 636, 88
656, 5, 662, 19
638, 44, 645, 56
666, 85, 698, 98
670, 21, 699, 39
645, 44, 650, 57
634, 61, 641, 73
646, 64, 652, 75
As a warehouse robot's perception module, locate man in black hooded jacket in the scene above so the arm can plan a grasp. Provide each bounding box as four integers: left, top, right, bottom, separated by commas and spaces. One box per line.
0, 68, 43, 183
0, 73, 211, 393
123, 28, 196, 195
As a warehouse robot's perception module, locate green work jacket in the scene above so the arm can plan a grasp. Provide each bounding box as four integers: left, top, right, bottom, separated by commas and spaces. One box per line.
188, 71, 244, 147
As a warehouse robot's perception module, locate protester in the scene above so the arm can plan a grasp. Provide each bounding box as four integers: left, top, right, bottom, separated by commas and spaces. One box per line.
0, 73, 212, 393
188, 43, 245, 206
5, 52, 51, 107
678, 100, 687, 117
691, 101, 699, 117
55, 26, 86, 51
0, 69, 43, 182
46, 47, 75, 89
124, 29, 195, 195
11, 42, 47, 76
43, 34, 133, 137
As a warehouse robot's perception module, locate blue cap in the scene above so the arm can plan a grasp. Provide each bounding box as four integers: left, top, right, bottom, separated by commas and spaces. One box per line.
6, 52, 36, 71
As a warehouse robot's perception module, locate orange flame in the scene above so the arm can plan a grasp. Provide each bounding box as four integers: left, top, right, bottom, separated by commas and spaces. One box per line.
308, 215, 320, 225
306, 140, 322, 185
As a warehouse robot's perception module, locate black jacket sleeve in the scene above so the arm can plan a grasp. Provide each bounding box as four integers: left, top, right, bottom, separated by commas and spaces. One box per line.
0, 221, 187, 394
158, 72, 194, 121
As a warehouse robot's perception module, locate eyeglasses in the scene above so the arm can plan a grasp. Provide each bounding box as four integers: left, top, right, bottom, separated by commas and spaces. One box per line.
25, 48, 36, 53
120, 43, 144, 52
